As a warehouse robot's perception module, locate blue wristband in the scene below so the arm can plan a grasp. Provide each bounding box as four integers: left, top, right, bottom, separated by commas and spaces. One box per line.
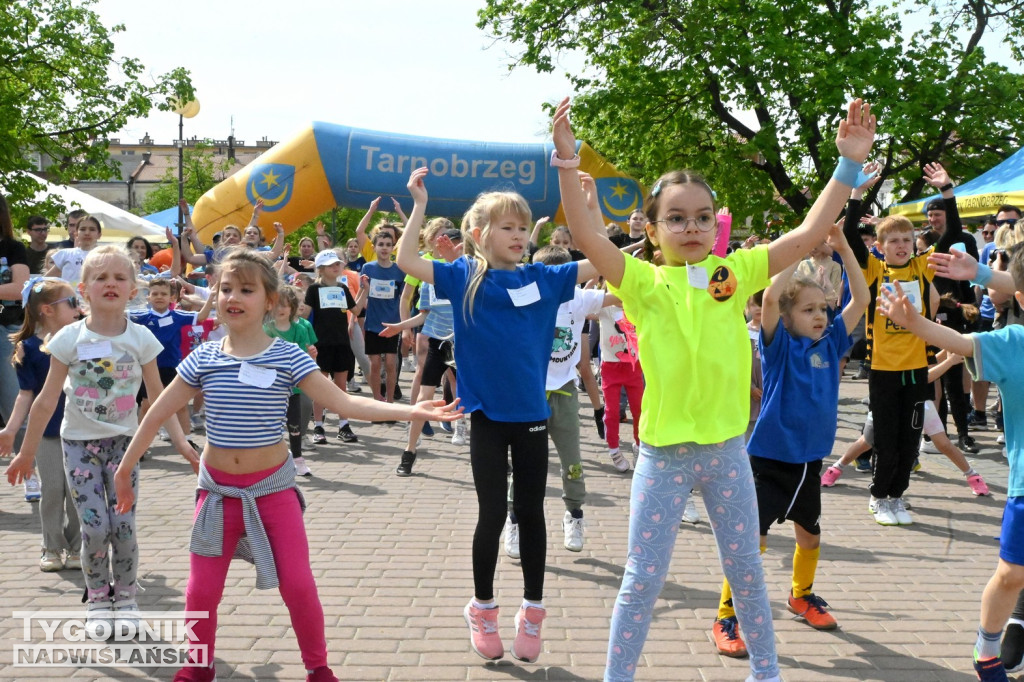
832, 156, 861, 187
970, 261, 993, 287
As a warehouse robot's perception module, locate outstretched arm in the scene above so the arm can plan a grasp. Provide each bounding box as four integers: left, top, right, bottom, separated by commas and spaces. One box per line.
356, 197, 382, 254
767, 100, 876, 276
760, 259, 800, 345
395, 168, 434, 284
877, 282, 973, 356
831, 222, 870, 332
553, 99, 626, 287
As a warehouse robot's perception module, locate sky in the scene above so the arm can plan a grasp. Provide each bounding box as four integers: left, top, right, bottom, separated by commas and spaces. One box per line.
95, 0, 584, 147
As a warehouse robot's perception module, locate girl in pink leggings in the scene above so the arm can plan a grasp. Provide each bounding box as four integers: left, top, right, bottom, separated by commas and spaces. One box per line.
113, 249, 462, 682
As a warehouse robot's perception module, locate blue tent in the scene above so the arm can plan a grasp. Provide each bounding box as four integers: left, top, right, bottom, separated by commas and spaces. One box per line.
891, 147, 1024, 221
142, 204, 192, 234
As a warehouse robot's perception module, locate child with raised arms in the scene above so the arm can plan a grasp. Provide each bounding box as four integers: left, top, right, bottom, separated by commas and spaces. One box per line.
110, 248, 462, 682
553, 96, 876, 682
396, 166, 598, 664
5, 246, 197, 639
712, 222, 869, 658
0, 277, 82, 572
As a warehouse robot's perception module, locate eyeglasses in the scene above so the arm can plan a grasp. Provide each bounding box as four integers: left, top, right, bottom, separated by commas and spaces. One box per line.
982, 230, 996, 236
653, 214, 717, 233
28, 226, 50, 233
996, 218, 1019, 227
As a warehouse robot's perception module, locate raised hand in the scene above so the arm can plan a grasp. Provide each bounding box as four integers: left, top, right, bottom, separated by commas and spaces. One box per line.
927, 249, 977, 281
407, 167, 429, 205
877, 281, 916, 328
923, 162, 952, 189
552, 97, 578, 161
835, 99, 876, 164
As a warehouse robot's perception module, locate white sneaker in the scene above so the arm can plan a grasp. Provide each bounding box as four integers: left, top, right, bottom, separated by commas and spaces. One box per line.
157, 427, 170, 442
891, 497, 913, 525
451, 419, 468, 446
503, 516, 520, 559
293, 456, 312, 477
189, 413, 204, 431
562, 511, 584, 552
85, 602, 114, 641
872, 498, 898, 526
24, 473, 41, 502
919, 437, 940, 454
998, 433, 1006, 445
402, 356, 417, 372
39, 551, 64, 572
681, 497, 701, 524
113, 598, 140, 639
609, 449, 631, 472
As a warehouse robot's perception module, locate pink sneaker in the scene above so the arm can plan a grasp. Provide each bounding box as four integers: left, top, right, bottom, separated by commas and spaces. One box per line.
511, 605, 546, 663
821, 465, 843, 488
967, 474, 990, 496
464, 601, 503, 660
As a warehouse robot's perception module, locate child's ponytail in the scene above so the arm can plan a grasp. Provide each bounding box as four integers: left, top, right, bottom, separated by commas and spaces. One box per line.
9, 277, 71, 366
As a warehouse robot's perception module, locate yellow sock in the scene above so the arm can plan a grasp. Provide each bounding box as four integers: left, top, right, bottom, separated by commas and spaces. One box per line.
791, 544, 820, 599
718, 545, 767, 620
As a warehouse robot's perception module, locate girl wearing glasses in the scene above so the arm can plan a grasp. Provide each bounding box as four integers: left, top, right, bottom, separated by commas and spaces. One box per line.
0, 277, 82, 571
553, 97, 876, 682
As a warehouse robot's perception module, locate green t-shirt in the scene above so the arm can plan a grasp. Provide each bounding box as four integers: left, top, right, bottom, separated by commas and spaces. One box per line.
264, 318, 318, 394
610, 246, 770, 446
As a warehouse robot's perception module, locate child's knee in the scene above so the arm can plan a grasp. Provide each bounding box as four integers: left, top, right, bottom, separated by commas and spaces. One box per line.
995, 560, 1024, 591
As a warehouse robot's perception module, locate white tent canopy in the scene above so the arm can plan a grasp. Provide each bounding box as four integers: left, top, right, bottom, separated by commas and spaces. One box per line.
24, 174, 166, 240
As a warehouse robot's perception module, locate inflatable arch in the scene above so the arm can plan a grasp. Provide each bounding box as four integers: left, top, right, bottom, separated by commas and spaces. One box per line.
190, 122, 645, 243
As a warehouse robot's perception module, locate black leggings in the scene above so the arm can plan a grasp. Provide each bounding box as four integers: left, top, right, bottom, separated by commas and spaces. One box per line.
937, 363, 970, 438
868, 367, 928, 499
469, 411, 549, 602
287, 392, 312, 458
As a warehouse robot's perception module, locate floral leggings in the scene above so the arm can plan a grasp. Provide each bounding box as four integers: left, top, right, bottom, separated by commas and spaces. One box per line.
62, 436, 139, 603
605, 436, 779, 682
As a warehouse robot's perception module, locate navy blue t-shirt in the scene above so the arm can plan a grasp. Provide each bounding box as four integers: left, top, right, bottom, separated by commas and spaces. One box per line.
433, 257, 578, 422
17, 335, 65, 438
361, 261, 405, 333
747, 314, 851, 463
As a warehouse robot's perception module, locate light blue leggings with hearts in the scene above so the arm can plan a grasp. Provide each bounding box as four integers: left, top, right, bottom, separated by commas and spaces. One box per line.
604, 436, 779, 682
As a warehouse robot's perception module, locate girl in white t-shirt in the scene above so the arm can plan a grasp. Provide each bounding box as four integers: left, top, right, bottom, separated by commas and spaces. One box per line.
6, 245, 197, 639
47, 214, 102, 287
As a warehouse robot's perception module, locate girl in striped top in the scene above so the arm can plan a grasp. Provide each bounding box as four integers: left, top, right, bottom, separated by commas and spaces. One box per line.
113, 248, 463, 682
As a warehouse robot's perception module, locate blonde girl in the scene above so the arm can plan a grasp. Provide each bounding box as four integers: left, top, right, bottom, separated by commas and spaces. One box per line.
397, 166, 597, 665
6, 245, 197, 639
553, 96, 876, 682
0, 277, 82, 572
112, 248, 460, 682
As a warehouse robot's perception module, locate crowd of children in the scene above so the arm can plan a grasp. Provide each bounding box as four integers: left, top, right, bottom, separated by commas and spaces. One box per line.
1, 91, 1022, 682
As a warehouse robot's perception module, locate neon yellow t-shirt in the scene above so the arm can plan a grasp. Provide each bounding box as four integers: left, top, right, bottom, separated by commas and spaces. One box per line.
610, 246, 770, 446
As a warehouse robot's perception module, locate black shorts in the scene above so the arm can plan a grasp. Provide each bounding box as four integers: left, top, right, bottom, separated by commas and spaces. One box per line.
749, 455, 822, 536
421, 336, 455, 387
137, 365, 179, 403
364, 329, 400, 355
315, 343, 354, 376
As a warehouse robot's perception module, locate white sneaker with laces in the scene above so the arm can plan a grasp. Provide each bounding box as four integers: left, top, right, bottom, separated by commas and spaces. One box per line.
113, 598, 140, 639
562, 511, 584, 552
891, 497, 913, 525
24, 473, 41, 502
451, 418, 468, 446
872, 498, 898, 526
681, 496, 701, 524
85, 602, 114, 641
39, 551, 64, 572
503, 516, 520, 559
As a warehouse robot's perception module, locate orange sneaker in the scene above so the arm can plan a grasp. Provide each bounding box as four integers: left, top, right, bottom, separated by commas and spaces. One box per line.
788, 591, 838, 630
711, 616, 748, 657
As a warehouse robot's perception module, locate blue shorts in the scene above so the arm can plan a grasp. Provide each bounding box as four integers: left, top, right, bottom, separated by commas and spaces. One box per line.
999, 496, 1024, 565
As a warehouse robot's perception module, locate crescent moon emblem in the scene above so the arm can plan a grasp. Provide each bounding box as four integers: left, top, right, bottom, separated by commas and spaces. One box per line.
602, 191, 639, 219
250, 179, 291, 208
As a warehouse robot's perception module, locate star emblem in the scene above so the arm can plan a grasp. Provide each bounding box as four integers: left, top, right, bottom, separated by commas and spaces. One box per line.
260, 169, 281, 189
610, 181, 629, 201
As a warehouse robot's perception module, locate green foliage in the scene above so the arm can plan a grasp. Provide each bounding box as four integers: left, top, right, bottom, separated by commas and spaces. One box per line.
0, 0, 193, 225
479, 0, 1024, 223
139, 144, 237, 215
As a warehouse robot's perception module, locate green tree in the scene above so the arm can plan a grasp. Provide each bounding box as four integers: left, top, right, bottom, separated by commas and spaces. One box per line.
139, 144, 237, 215
1, 0, 193, 224
478, 0, 1024, 223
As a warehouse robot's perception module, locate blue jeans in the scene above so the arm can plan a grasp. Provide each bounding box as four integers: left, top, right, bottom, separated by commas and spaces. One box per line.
605, 436, 779, 681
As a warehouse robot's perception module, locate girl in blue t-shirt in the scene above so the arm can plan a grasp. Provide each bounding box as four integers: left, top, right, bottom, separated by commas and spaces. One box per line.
553, 97, 876, 682
0, 277, 81, 572
718, 223, 869, 648
396, 167, 596, 665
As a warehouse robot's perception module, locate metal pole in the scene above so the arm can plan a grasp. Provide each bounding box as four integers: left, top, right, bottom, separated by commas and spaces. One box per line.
176, 114, 184, 236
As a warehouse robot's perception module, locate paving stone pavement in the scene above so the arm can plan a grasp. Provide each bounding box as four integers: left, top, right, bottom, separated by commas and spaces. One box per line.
0, 372, 1015, 681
